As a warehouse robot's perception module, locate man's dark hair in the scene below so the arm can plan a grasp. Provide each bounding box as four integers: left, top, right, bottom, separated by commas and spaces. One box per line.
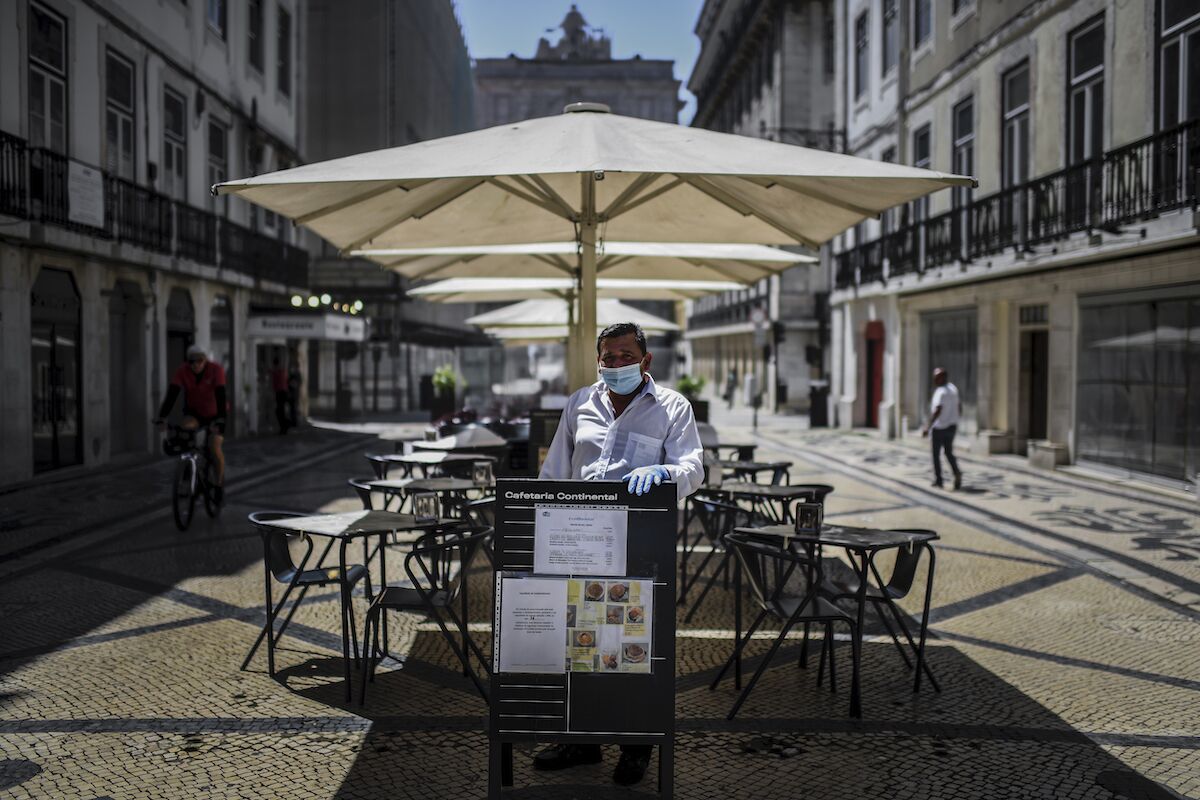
596, 322, 647, 356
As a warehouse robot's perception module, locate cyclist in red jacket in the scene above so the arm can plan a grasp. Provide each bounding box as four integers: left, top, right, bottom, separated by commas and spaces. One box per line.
154, 344, 227, 502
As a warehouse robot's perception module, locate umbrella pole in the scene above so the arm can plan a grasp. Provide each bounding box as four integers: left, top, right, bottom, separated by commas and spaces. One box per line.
574, 173, 598, 391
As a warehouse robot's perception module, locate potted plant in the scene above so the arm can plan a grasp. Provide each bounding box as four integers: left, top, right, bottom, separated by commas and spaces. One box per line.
676, 374, 709, 423
430, 364, 464, 421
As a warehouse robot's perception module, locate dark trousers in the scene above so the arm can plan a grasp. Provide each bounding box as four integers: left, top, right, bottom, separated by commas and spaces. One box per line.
931, 425, 961, 484
274, 390, 291, 433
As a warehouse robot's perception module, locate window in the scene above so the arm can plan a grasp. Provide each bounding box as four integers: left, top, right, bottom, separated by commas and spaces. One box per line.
207, 120, 227, 215
922, 308, 978, 429
162, 88, 187, 201
1159, 1, 1200, 129
1068, 17, 1104, 164
882, 0, 899, 75
105, 51, 136, 180
823, 8, 836, 78
277, 5, 292, 98
28, 4, 68, 153
952, 98, 974, 207
248, 0, 264, 72
207, 0, 226, 38
1001, 62, 1030, 189
913, 0, 932, 48
854, 12, 869, 99
912, 125, 931, 220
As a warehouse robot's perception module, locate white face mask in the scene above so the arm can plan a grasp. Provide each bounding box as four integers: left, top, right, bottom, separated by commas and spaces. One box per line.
598, 359, 645, 394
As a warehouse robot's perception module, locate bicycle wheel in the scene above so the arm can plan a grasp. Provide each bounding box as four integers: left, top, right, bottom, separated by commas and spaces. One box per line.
172, 457, 196, 531
202, 457, 222, 518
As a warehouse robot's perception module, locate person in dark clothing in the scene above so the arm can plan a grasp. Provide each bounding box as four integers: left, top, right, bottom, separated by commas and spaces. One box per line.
271, 358, 290, 434
287, 361, 302, 428
154, 344, 227, 501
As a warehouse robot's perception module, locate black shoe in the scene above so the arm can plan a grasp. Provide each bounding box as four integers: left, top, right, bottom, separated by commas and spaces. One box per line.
532, 743, 602, 771
613, 749, 651, 786
931, 480, 944, 489
213, 485, 224, 505
953, 473, 963, 490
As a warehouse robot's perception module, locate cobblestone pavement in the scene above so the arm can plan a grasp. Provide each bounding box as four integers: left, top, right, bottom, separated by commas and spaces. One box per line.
0, 416, 1197, 799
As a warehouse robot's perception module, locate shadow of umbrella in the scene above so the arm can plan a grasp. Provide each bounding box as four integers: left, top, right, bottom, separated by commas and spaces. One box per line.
0, 760, 43, 792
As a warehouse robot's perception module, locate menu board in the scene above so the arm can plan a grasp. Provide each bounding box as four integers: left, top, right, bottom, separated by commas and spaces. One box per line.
564, 577, 653, 674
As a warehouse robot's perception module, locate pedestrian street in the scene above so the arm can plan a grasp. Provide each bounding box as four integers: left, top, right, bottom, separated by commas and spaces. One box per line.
0, 421, 1196, 799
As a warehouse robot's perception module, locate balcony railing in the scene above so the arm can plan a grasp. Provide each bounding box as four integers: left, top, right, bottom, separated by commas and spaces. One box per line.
837, 118, 1199, 288
0, 132, 307, 289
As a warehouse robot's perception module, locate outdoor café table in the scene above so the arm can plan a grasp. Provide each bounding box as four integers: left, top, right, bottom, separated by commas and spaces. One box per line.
730, 523, 940, 715
717, 482, 834, 523
373, 477, 485, 517
717, 459, 792, 484
252, 510, 461, 699
369, 451, 497, 479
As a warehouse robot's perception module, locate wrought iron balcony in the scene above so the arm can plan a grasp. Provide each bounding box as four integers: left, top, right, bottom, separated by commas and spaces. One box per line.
835, 118, 1199, 289
0, 133, 307, 290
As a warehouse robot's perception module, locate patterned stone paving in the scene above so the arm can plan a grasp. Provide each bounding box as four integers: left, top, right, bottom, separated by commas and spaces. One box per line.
0, 418, 1197, 799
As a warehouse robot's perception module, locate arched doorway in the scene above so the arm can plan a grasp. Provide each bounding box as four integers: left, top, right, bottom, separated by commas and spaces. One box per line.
109, 280, 148, 454
864, 320, 884, 428
31, 268, 82, 472
210, 294, 234, 433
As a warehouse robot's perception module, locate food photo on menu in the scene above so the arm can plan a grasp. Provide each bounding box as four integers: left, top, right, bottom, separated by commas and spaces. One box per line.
563, 577, 653, 673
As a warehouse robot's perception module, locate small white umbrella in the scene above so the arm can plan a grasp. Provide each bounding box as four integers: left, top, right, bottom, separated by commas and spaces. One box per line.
353, 241, 814, 285
467, 298, 679, 332
215, 103, 972, 388
408, 277, 745, 302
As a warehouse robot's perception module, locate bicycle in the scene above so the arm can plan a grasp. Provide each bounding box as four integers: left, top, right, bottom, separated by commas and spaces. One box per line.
163, 424, 223, 530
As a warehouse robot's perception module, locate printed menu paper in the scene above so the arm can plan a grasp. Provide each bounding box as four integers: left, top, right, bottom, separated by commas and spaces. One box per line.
496, 576, 568, 674
533, 504, 628, 576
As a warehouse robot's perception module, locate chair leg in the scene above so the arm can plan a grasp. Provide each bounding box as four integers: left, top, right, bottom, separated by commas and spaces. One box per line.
272, 585, 310, 645
848, 619, 862, 718
826, 622, 837, 694
816, 630, 829, 687
798, 622, 811, 668
874, 598, 913, 669
710, 609, 768, 690
683, 551, 729, 623
727, 619, 798, 720
914, 545, 940, 693
359, 607, 378, 706
430, 606, 489, 701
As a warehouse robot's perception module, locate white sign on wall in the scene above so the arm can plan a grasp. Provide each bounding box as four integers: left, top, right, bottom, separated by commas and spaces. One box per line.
245, 312, 367, 341
68, 160, 105, 229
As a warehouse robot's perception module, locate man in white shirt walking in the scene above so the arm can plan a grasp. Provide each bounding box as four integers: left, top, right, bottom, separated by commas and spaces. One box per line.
921, 367, 963, 489
534, 321, 704, 785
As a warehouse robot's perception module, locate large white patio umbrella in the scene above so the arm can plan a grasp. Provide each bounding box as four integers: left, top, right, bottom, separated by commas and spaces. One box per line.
408, 277, 745, 303
214, 103, 972, 387
352, 241, 815, 285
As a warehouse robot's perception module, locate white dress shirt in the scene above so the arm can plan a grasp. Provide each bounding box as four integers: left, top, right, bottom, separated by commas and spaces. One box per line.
539, 374, 705, 502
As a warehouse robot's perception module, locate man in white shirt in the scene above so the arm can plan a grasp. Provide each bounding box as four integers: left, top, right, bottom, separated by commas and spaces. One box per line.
534, 321, 704, 785
921, 367, 962, 489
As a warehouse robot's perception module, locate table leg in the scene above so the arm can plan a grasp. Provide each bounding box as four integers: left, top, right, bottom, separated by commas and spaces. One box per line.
379, 533, 389, 657
339, 539, 353, 702
851, 550, 867, 718
914, 543, 938, 693
263, 535, 275, 677
734, 563, 742, 690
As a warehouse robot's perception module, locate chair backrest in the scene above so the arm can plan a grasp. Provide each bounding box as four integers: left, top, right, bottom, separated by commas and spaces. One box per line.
725, 531, 822, 617
364, 454, 391, 480
691, 496, 752, 545
881, 529, 936, 595
347, 478, 376, 510
248, 511, 308, 583
404, 525, 492, 606
461, 497, 496, 528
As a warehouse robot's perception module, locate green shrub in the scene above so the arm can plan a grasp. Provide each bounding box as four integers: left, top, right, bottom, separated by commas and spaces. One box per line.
676, 374, 706, 399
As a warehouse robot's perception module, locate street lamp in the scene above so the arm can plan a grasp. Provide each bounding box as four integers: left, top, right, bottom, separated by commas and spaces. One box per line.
290, 294, 302, 307
307, 296, 320, 308
320, 293, 332, 305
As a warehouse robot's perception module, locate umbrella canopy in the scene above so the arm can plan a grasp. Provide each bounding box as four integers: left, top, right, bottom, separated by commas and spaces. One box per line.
215, 103, 972, 387
467, 298, 679, 333
354, 242, 814, 284
408, 277, 744, 302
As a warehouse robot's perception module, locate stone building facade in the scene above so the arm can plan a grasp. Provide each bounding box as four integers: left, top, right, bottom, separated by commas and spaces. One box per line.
829, 0, 1200, 493
685, 0, 839, 415
0, 0, 307, 487
302, 0, 498, 419
473, 5, 683, 127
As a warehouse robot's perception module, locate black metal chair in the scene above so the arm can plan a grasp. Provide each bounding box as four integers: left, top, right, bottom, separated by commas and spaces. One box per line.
241, 511, 369, 679
679, 497, 754, 622
712, 531, 861, 719
460, 497, 497, 567
821, 529, 940, 693
348, 476, 410, 512
365, 454, 396, 480
359, 525, 493, 704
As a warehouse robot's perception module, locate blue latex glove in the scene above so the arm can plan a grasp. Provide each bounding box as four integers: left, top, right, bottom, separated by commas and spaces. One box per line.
621, 465, 670, 496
